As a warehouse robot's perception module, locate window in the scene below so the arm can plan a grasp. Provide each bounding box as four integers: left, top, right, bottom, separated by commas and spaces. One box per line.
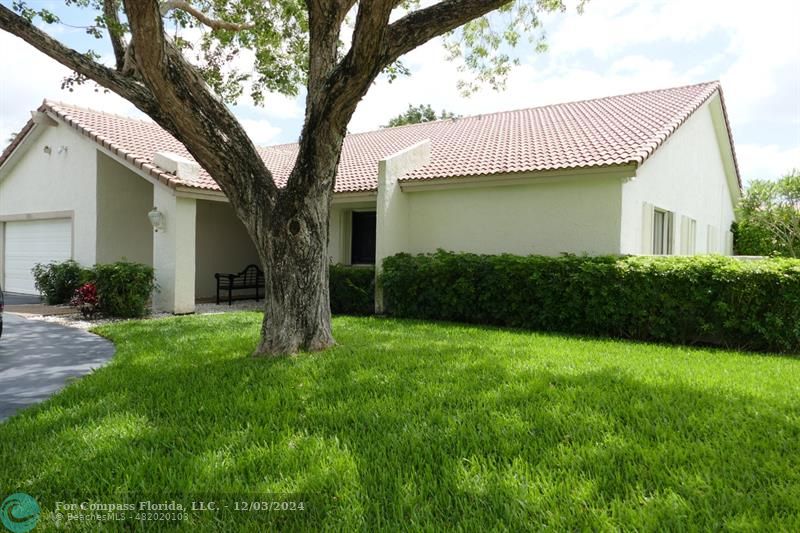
652, 208, 674, 255
350, 211, 376, 264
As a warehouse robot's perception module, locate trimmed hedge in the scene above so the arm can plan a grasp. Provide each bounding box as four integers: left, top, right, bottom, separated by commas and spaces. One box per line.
92, 261, 156, 318
380, 251, 800, 353
31, 260, 91, 305
330, 265, 375, 315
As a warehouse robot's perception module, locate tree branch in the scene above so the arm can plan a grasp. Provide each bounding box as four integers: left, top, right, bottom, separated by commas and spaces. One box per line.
316, 0, 511, 123
290, 0, 394, 196
0, 4, 155, 112
305, 0, 354, 100
103, 0, 127, 71
307, 0, 395, 119
384, 0, 511, 65
348, 0, 394, 65
123, 0, 277, 232
160, 0, 255, 31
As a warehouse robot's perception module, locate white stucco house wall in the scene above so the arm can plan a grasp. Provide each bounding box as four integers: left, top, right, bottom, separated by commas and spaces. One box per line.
0, 81, 740, 314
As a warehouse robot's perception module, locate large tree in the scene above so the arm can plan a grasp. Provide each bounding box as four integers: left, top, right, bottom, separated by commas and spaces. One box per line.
0, 0, 570, 355
733, 170, 800, 257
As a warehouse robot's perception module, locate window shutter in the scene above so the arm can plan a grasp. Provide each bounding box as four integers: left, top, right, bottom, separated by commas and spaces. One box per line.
642, 202, 654, 254
679, 215, 695, 255
707, 224, 718, 253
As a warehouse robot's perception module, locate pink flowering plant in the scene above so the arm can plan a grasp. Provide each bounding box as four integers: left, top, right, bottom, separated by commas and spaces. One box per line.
70, 282, 100, 319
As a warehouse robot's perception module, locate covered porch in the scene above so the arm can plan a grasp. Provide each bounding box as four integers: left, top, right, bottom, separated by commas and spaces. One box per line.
152, 188, 378, 315
96, 142, 433, 315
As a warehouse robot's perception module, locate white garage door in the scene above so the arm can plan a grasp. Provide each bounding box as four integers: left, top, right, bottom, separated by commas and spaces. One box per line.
4, 218, 72, 294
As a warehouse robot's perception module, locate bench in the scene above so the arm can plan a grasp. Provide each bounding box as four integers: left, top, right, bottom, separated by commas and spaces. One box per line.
215, 264, 265, 305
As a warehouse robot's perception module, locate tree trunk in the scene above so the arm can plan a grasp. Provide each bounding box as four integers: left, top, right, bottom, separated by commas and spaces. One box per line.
250, 121, 343, 356
254, 184, 335, 356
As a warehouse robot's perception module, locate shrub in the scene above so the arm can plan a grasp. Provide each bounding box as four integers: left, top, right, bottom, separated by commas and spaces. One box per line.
70, 282, 99, 319
31, 260, 91, 305
732, 220, 775, 256
330, 264, 375, 315
380, 251, 800, 353
92, 261, 156, 318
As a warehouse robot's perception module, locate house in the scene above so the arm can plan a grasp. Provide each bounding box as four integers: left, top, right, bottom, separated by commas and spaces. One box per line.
0, 81, 740, 314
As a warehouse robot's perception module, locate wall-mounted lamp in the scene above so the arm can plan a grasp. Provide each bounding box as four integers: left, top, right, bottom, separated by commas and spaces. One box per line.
43, 145, 51, 154
148, 207, 165, 232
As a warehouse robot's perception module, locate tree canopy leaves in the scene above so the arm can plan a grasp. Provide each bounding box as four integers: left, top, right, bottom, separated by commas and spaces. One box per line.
734, 170, 800, 257
10, 0, 572, 105
383, 104, 460, 128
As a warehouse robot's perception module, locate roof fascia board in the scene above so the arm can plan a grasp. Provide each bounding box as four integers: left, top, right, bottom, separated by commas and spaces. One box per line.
707, 92, 743, 207
174, 187, 228, 202
332, 191, 378, 205
173, 188, 378, 204
399, 164, 637, 192
0, 123, 46, 182
31, 111, 59, 127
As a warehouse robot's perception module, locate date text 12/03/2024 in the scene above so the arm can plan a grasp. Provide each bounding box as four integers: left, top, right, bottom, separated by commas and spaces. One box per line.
195, 501, 306, 511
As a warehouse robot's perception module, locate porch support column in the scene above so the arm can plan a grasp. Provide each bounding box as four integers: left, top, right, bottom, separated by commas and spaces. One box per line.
374, 139, 431, 313
152, 184, 196, 314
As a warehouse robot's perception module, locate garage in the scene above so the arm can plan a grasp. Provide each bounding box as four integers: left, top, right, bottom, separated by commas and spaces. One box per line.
3, 218, 72, 294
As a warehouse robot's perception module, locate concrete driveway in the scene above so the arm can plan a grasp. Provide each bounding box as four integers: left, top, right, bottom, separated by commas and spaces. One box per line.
0, 314, 115, 421
3, 292, 42, 305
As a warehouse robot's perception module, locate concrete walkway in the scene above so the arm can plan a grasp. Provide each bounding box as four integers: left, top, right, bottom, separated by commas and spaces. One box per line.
0, 314, 116, 421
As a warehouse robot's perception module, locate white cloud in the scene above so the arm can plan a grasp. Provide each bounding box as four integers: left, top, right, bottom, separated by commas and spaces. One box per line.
238, 117, 281, 145
715, 7, 800, 127
0, 32, 143, 144
547, 0, 800, 128
736, 144, 800, 184
234, 94, 303, 121
547, 0, 720, 58
0, 30, 295, 148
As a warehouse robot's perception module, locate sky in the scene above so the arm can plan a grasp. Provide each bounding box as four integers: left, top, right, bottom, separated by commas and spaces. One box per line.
0, 0, 798, 184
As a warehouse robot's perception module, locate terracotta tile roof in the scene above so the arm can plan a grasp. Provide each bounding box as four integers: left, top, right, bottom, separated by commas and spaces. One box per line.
0, 81, 740, 193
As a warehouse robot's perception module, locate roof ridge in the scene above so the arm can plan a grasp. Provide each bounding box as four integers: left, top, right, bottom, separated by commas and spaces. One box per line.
349, 80, 721, 137
43, 99, 155, 125
41, 81, 721, 146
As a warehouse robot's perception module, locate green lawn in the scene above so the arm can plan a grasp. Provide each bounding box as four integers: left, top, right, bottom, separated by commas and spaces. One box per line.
1, 314, 799, 531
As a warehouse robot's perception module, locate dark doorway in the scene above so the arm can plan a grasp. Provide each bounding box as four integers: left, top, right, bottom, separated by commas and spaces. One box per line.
351, 211, 376, 265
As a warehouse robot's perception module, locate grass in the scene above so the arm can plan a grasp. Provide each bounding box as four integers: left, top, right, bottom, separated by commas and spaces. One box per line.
0, 313, 799, 531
